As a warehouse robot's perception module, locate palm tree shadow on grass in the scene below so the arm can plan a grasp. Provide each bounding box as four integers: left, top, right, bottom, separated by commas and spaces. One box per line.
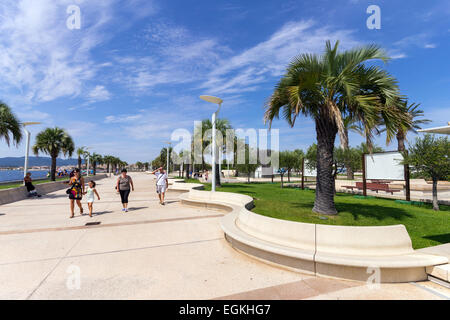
292, 202, 413, 222
423, 233, 450, 245
336, 203, 414, 221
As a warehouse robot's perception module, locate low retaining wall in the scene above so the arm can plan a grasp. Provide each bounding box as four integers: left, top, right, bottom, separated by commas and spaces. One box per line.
172, 180, 448, 283
0, 174, 108, 205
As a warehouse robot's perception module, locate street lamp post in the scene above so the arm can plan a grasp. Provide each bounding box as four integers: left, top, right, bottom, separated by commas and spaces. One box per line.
22, 122, 41, 179
200, 95, 223, 192
164, 141, 172, 175
84, 148, 91, 177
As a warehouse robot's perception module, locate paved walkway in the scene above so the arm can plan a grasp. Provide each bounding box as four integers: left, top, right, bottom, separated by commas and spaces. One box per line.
0, 173, 449, 300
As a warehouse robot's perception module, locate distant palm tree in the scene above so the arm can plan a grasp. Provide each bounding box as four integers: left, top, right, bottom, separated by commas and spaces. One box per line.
76, 147, 86, 170
32, 127, 75, 181
90, 153, 103, 175
338, 116, 364, 180
0, 102, 22, 147
103, 155, 114, 174
135, 161, 143, 170
264, 41, 408, 215
194, 118, 232, 187
394, 101, 430, 151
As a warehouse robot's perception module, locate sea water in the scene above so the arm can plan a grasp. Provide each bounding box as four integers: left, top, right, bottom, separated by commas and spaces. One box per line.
0, 170, 48, 183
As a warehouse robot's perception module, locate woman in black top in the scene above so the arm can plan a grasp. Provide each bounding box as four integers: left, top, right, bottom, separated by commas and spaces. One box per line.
116, 169, 134, 212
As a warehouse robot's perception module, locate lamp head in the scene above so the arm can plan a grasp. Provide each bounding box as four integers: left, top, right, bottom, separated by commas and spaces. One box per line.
200, 95, 223, 105
23, 122, 41, 127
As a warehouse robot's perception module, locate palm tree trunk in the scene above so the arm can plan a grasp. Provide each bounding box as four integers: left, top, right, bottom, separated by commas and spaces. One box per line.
288, 169, 291, 182
397, 130, 406, 152
93, 162, 97, 175
432, 177, 439, 211
340, 129, 354, 180
215, 163, 221, 187
50, 156, 57, 181
313, 116, 338, 215
185, 163, 190, 179
78, 156, 82, 170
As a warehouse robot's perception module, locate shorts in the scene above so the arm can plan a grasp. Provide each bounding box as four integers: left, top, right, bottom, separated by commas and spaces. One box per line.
156, 185, 166, 194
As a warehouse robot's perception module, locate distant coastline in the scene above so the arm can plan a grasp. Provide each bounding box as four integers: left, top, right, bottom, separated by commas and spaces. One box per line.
0, 156, 81, 168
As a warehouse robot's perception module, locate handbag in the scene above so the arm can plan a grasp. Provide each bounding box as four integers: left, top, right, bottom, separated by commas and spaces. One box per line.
66, 180, 76, 195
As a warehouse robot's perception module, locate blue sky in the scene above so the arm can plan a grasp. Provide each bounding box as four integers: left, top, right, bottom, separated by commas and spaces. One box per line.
0, 0, 449, 163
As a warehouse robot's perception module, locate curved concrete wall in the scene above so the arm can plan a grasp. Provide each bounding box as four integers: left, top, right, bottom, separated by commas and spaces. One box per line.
236, 208, 316, 252
172, 180, 448, 282
0, 174, 108, 205
315, 224, 414, 256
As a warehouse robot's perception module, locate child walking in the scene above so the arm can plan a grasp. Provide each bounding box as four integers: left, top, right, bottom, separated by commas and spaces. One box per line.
85, 180, 101, 217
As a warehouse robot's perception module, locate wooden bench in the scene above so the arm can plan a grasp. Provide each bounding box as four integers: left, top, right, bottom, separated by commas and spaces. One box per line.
343, 182, 402, 195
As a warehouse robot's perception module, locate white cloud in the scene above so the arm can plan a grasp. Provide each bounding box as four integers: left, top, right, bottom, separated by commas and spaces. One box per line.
200, 20, 361, 95
390, 52, 407, 59
66, 121, 97, 138
88, 85, 111, 102
16, 109, 51, 122
0, 0, 156, 105
104, 114, 143, 123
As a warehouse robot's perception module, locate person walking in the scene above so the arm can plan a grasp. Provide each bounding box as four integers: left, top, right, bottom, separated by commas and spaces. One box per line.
151, 167, 168, 205
85, 180, 100, 217
67, 168, 85, 218
116, 169, 134, 212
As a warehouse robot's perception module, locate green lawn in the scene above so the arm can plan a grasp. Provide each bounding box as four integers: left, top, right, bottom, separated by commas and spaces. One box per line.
196, 181, 450, 249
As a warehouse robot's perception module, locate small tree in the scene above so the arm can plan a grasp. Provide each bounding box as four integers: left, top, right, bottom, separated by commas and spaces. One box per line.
279, 150, 298, 183
334, 147, 361, 180
236, 145, 259, 183
305, 144, 317, 171
403, 134, 449, 211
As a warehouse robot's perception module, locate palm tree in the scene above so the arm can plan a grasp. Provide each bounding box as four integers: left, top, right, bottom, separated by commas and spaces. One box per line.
32, 127, 75, 181
76, 147, 86, 170
394, 101, 430, 151
0, 102, 22, 146
135, 161, 143, 170
265, 41, 408, 215
338, 116, 363, 180
194, 118, 232, 187
102, 155, 114, 174
89, 153, 103, 175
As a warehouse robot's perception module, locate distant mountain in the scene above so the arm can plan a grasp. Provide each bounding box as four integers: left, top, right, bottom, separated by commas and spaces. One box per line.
0, 156, 81, 168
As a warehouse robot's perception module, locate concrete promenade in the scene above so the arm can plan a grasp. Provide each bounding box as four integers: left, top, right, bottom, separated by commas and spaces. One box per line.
0, 173, 449, 300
